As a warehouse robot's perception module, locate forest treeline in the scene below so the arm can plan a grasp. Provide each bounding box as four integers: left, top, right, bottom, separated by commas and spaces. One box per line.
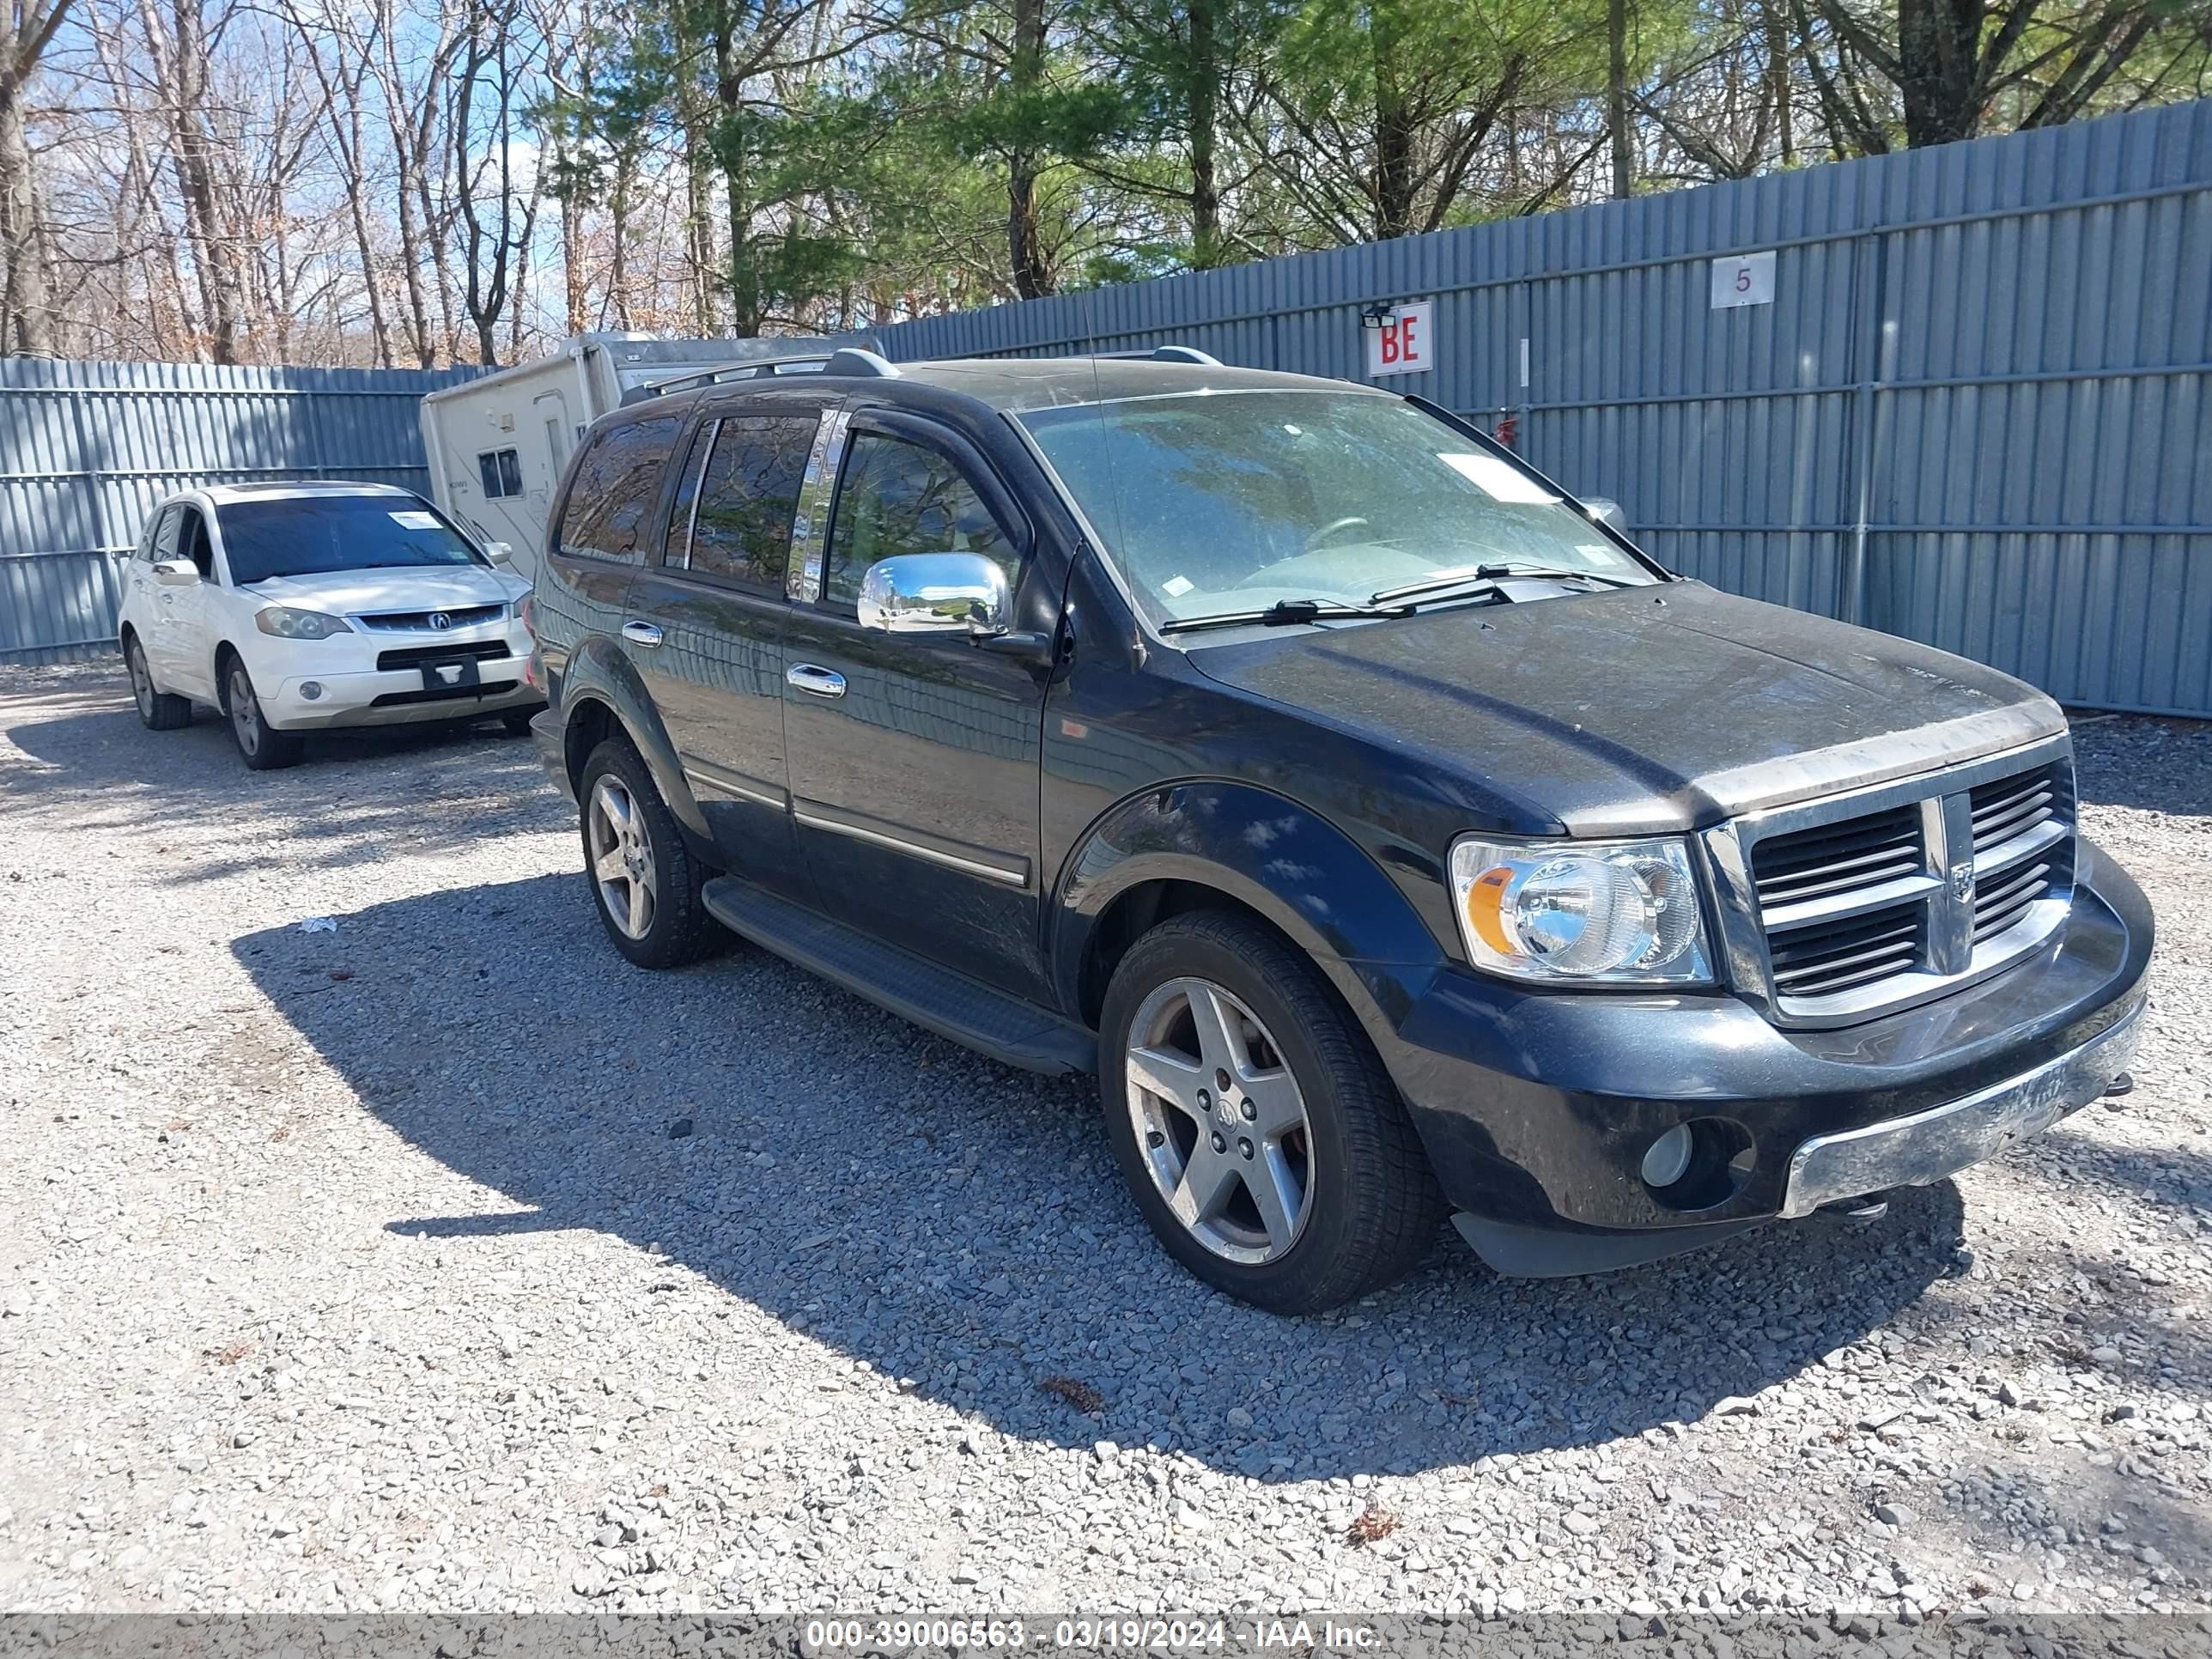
0, 0, 2204, 365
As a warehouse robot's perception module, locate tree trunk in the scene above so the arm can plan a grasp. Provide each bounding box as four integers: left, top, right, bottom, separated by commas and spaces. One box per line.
1187, 0, 1221, 267
1371, 20, 1416, 238
1006, 0, 1054, 298
1895, 0, 1984, 146
166, 0, 245, 362
1763, 0, 1795, 164
0, 76, 54, 355
1607, 0, 1633, 198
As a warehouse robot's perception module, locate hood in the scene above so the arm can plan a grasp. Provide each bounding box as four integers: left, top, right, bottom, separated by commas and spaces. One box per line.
1187, 581, 2064, 836
242, 564, 526, 614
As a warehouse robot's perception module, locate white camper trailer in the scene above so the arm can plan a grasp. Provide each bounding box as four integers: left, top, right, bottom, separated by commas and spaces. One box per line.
418, 334, 839, 586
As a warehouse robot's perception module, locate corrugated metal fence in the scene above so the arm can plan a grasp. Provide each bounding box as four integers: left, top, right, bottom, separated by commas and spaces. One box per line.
0, 359, 477, 664
876, 101, 2212, 719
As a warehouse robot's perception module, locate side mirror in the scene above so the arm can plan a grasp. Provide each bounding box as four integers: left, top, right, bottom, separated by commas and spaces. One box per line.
1583, 497, 1628, 537
858, 553, 1010, 640
153, 558, 200, 587
485, 541, 515, 567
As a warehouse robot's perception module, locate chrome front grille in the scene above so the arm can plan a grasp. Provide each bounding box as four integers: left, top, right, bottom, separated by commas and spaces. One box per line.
354, 603, 505, 633
1710, 741, 2076, 1026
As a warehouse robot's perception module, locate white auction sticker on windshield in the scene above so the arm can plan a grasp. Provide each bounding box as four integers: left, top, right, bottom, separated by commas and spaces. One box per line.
1437, 453, 1559, 504
389, 510, 441, 530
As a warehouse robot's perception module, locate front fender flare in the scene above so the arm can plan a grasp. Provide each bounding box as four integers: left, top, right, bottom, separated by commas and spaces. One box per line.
558, 635, 708, 840
1052, 780, 1448, 1042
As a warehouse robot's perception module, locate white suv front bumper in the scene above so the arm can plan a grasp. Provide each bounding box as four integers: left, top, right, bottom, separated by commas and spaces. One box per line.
253, 615, 542, 730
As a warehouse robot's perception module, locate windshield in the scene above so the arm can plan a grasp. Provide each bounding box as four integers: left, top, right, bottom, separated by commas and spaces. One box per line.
217, 495, 485, 586
1017, 390, 1651, 627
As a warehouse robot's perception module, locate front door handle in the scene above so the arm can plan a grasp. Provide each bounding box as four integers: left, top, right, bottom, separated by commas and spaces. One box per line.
622, 620, 664, 647
786, 663, 847, 699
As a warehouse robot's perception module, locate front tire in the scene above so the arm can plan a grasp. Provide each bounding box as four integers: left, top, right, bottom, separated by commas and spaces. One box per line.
125, 635, 191, 730
222, 658, 303, 770
577, 737, 722, 969
1099, 911, 1446, 1314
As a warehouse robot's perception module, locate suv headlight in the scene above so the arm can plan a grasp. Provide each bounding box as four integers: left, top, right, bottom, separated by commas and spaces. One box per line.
1448, 834, 1713, 985
255, 606, 350, 640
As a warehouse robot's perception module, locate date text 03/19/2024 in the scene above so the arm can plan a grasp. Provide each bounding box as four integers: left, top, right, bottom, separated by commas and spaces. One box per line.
803, 1620, 1383, 1651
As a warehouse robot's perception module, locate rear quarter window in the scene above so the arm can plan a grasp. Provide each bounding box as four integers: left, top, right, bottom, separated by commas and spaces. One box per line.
556, 416, 680, 562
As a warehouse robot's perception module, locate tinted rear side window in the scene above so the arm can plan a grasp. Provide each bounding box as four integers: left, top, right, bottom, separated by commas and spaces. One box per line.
689, 416, 814, 592
559, 416, 679, 562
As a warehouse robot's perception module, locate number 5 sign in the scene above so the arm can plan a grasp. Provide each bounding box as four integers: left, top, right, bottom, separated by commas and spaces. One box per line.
1711, 250, 1776, 309
1364, 300, 1434, 377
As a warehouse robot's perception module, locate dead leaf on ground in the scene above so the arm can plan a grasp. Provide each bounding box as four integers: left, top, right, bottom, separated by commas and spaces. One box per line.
1040, 1375, 1103, 1414
1346, 1504, 1401, 1546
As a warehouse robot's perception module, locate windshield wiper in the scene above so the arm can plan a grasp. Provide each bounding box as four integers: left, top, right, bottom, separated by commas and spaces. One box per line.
1159, 598, 1413, 635
1371, 562, 1636, 605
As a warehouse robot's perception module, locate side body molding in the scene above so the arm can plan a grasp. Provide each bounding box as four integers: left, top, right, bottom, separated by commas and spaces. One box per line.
557, 633, 709, 840
1050, 781, 1449, 1039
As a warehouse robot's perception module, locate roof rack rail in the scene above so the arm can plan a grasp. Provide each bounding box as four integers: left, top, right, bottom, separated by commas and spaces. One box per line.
1093, 344, 1222, 367
636, 344, 900, 399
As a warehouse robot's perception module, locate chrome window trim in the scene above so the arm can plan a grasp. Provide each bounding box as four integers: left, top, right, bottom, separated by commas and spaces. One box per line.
787, 407, 850, 604
1703, 732, 2075, 1029
678, 418, 719, 571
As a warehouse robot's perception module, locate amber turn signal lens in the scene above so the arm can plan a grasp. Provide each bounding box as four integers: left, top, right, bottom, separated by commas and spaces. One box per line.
1464, 865, 1518, 956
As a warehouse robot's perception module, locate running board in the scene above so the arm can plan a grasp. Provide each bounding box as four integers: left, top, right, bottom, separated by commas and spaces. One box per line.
700, 876, 1097, 1076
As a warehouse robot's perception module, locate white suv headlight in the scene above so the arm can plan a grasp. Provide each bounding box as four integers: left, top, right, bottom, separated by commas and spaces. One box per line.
255, 606, 350, 640
1447, 835, 1713, 985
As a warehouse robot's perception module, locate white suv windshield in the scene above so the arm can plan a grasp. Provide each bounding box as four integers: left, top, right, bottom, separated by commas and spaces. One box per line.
1017, 390, 1650, 627
219, 495, 484, 586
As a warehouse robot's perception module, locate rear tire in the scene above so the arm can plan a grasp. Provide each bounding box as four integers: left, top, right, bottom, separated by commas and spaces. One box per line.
501, 709, 537, 737
222, 657, 303, 770
1099, 910, 1445, 1314
125, 635, 192, 731
577, 736, 722, 969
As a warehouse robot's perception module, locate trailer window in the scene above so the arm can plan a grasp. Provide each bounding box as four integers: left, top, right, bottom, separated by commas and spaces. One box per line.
477, 447, 523, 499
556, 417, 680, 563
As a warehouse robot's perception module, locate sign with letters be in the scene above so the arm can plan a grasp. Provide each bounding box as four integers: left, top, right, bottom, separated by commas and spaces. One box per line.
1711, 251, 1777, 309
1365, 300, 1434, 377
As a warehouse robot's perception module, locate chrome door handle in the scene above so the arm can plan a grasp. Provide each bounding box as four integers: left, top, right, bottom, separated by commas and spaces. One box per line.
786, 663, 846, 698
622, 620, 664, 647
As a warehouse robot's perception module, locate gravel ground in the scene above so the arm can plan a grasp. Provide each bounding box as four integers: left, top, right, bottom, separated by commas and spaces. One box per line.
2, 661, 2208, 1622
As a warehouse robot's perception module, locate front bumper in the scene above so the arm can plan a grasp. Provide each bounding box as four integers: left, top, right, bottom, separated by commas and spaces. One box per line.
1379, 841, 2153, 1275
256, 619, 543, 730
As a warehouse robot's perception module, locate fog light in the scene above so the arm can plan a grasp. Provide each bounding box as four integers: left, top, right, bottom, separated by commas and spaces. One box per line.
1641, 1123, 1694, 1188
299, 681, 324, 701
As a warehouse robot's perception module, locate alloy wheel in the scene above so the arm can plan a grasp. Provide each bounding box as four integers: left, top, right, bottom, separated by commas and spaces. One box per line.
128, 643, 154, 720
228, 667, 260, 757
587, 775, 656, 941
1124, 975, 1315, 1264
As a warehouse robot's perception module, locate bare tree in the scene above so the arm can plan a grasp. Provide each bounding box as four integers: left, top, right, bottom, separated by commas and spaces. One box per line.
0, 0, 70, 352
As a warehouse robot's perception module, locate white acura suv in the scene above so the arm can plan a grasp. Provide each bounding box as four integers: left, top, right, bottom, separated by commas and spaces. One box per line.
117, 483, 543, 769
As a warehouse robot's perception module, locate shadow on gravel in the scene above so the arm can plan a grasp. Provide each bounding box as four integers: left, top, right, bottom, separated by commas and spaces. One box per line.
1, 677, 559, 881
233, 870, 1960, 1481
2069, 714, 2212, 817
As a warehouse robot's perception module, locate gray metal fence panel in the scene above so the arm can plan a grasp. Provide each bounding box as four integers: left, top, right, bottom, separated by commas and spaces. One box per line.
875, 100, 2212, 718
0, 359, 478, 663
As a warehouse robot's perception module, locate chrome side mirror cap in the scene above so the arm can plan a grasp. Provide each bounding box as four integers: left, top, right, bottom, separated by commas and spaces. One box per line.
485, 541, 515, 567
152, 558, 200, 587
1583, 496, 1628, 537
857, 553, 1011, 639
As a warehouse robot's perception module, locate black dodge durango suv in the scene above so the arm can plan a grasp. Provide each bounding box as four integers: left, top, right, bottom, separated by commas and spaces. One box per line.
525, 345, 2153, 1314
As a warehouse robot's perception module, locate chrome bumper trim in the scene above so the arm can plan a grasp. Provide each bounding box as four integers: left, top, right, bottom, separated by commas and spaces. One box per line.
1779, 999, 2143, 1218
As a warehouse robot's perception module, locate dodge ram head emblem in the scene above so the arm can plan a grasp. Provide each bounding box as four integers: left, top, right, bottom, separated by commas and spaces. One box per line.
428, 611, 452, 630
1948, 860, 1974, 903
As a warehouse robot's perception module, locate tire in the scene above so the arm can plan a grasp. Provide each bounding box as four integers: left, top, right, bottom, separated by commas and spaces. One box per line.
1099, 910, 1446, 1314
221, 655, 304, 770
501, 708, 537, 737
125, 634, 192, 731
577, 736, 722, 969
